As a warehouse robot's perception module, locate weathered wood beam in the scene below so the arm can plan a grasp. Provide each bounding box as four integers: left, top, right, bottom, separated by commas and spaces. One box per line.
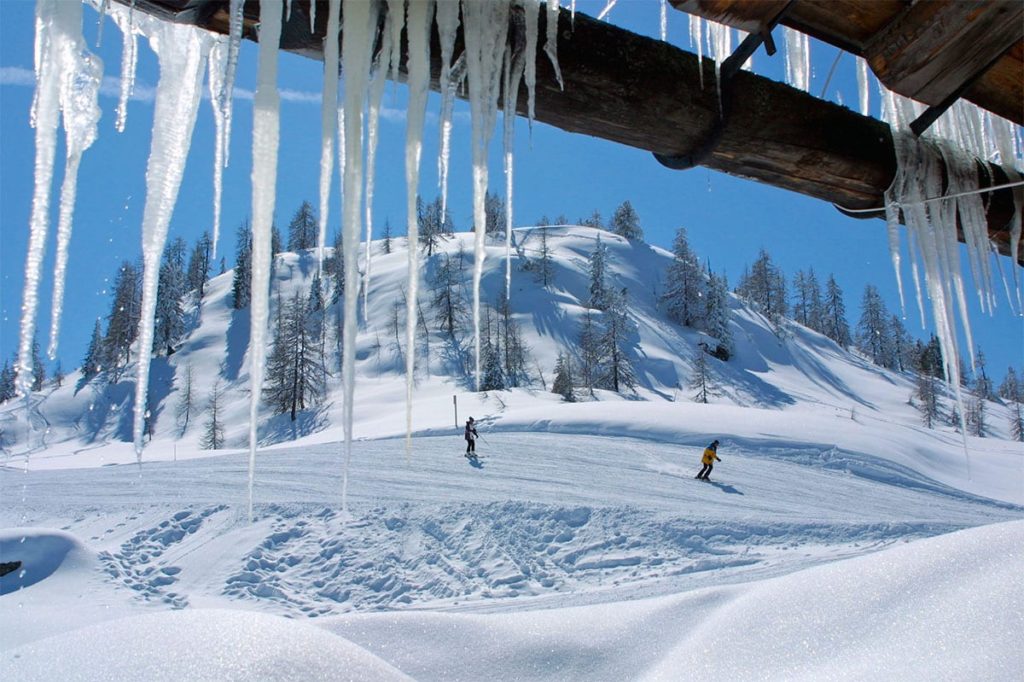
671, 0, 1024, 125
113, 0, 1021, 265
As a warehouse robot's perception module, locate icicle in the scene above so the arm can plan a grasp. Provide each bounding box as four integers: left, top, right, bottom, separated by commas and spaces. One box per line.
884, 187, 906, 317
783, 27, 809, 92
689, 15, 704, 90
132, 20, 212, 460
522, 0, 539, 126
364, 12, 393, 324
403, 0, 433, 455
436, 0, 461, 211
543, 0, 563, 90
110, 1, 136, 132
308, 0, 316, 34
502, 41, 524, 302
386, 0, 405, 84
571, 0, 576, 24
247, 0, 283, 519
95, 0, 109, 47
463, 0, 510, 391
340, 0, 378, 511
597, 0, 617, 21
707, 21, 731, 110
438, 55, 466, 215
49, 49, 102, 359
660, 0, 667, 42
207, 38, 229, 269
318, 0, 340, 277
223, 0, 244, 164
19, 0, 84, 397
856, 56, 869, 117
1009, 175, 1023, 312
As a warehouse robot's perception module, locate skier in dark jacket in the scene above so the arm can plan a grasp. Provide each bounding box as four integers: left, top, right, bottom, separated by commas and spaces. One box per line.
695, 440, 721, 480
464, 417, 478, 455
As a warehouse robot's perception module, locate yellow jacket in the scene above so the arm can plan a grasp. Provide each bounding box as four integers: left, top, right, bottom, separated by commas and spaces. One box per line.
701, 447, 720, 465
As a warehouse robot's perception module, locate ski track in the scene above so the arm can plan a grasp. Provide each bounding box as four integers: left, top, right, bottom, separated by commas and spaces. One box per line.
2, 434, 1019, 617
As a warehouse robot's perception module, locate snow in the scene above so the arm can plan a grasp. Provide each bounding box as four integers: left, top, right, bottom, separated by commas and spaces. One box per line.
4, 224, 1024, 679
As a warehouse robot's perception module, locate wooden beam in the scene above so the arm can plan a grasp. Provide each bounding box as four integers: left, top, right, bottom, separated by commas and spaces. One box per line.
114, 0, 1021, 265
670, 0, 1024, 125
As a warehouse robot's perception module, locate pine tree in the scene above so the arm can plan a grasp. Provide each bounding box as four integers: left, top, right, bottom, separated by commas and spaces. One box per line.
232, 222, 252, 309
999, 366, 1021, 401
484, 191, 506, 240
201, 381, 225, 450
703, 270, 733, 359
597, 288, 637, 393
552, 352, 575, 402
889, 315, 912, 372
856, 284, 891, 367
81, 319, 104, 380
103, 261, 142, 381
690, 344, 712, 403
186, 231, 211, 300
52, 360, 64, 388
822, 274, 851, 347
264, 291, 326, 421
271, 224, 283, 257
792, 268, 823, 331
663, 227, 703, 328
737, 249, 786, 322
1000, 368, 1023, 441
578, 210, 603, 229
588, 234, 610, 311
609, 200, 643, 240
577, 309, 602, 396
175, 360, 195, 435
0, 360, 16, 404
30, 337, 46, 392
481, 338, 505, 391
327, 229, 345, 305
533, 227, 554, 288
497, 296, 531, 387
418, 196, 453, 256
916, 371, 940, 429
287, 200, 318, 251
972, 347, 993, 400
154, 237, 188, 356
382, 219, 393, 254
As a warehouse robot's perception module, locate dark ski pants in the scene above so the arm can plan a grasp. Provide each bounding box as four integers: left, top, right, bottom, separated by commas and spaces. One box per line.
696, 463, 713, 479
466, 438, 475, 454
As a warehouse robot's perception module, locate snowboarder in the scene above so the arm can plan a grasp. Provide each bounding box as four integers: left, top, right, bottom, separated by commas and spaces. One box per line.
464, 417, 478, 456
695, 439, 721, 480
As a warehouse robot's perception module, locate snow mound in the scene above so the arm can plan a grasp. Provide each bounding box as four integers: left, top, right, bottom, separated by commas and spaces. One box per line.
325, 521, 1024, 680
3, 608, 408, 681
0, 528, 86, 595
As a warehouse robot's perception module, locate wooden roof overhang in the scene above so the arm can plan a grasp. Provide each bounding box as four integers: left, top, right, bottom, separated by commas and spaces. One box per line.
671, 0, 1024, 128
113, 0, 1023, 265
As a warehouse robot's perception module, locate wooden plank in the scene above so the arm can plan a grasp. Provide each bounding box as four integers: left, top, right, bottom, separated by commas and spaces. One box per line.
669, 0, 1024, 125
864, 1, 1024, 107
113, 0, 1022, 265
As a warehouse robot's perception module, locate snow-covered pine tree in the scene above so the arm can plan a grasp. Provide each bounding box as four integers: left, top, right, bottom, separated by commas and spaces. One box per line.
552, 352, 575, 402
175, 360, 195, 435
534, 227, 554, 288
327, 229, 344, 305
497, 296, 531, 387
999, 368, 1023, 441
186, 231, 211, 300
154, 237, 188, 356
737, 249, 786, 322
609, 200, 643, 240
577, 309, 602, 396
598, 288, 637, 393
382, 218, 393, 254
103, 261, 142, 382
973, 347, 993, 400
271, 224, 283, 257
822, 274, 851, 347
578, 210, 603, 229
481, 337, 505, 391
483, 191, 506, 240
428, 253, 464, 338
418, 196, 454, 256
855, 284, 892, 367
691, 343, 711, 403
0, 360, 15, 403
264, 291, 326, 422
663, 227, 703, 328
201, 380, 225, 450
286, 200, 318, 251
889, 314, 913, 372
703, 269, 733, 359
231, 222, 252, 309
792, 269, 824, 331
30, 337, 46, 392
916, 371, 940, 429
81, 319, 104, 380
588, 234, 610, 311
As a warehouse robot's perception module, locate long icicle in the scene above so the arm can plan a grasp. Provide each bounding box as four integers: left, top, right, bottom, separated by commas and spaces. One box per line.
404, 0, 434, 455
364, 10, 394, 324
436, 0, 460, 210
463, 0, 510, 390
340, 0, 378, 513
49, 49, 102, 359
247, 0, 283, 520
133, 20, 212, 459
20, 0, 83, 396
207, 38, 229, 269
318, 0, 340, 277
111, 1, 137, 133
502, 40, 524, 303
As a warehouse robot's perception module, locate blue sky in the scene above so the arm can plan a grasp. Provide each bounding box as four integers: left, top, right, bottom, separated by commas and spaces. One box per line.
1, 0, 1020, 379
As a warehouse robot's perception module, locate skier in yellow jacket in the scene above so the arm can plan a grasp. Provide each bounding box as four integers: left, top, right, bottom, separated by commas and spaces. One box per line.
695, 440, 721, 481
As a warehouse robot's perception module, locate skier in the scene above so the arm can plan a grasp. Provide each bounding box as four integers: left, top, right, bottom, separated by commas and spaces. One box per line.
695, 439, 721, 480
464, 417, 478, 456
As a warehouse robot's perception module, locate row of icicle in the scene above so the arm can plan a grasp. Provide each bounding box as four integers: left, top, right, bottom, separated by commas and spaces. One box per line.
18, 0, 1022, 510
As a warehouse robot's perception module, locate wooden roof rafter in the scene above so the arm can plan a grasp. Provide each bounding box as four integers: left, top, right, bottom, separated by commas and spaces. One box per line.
111, 0, 1022, 265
